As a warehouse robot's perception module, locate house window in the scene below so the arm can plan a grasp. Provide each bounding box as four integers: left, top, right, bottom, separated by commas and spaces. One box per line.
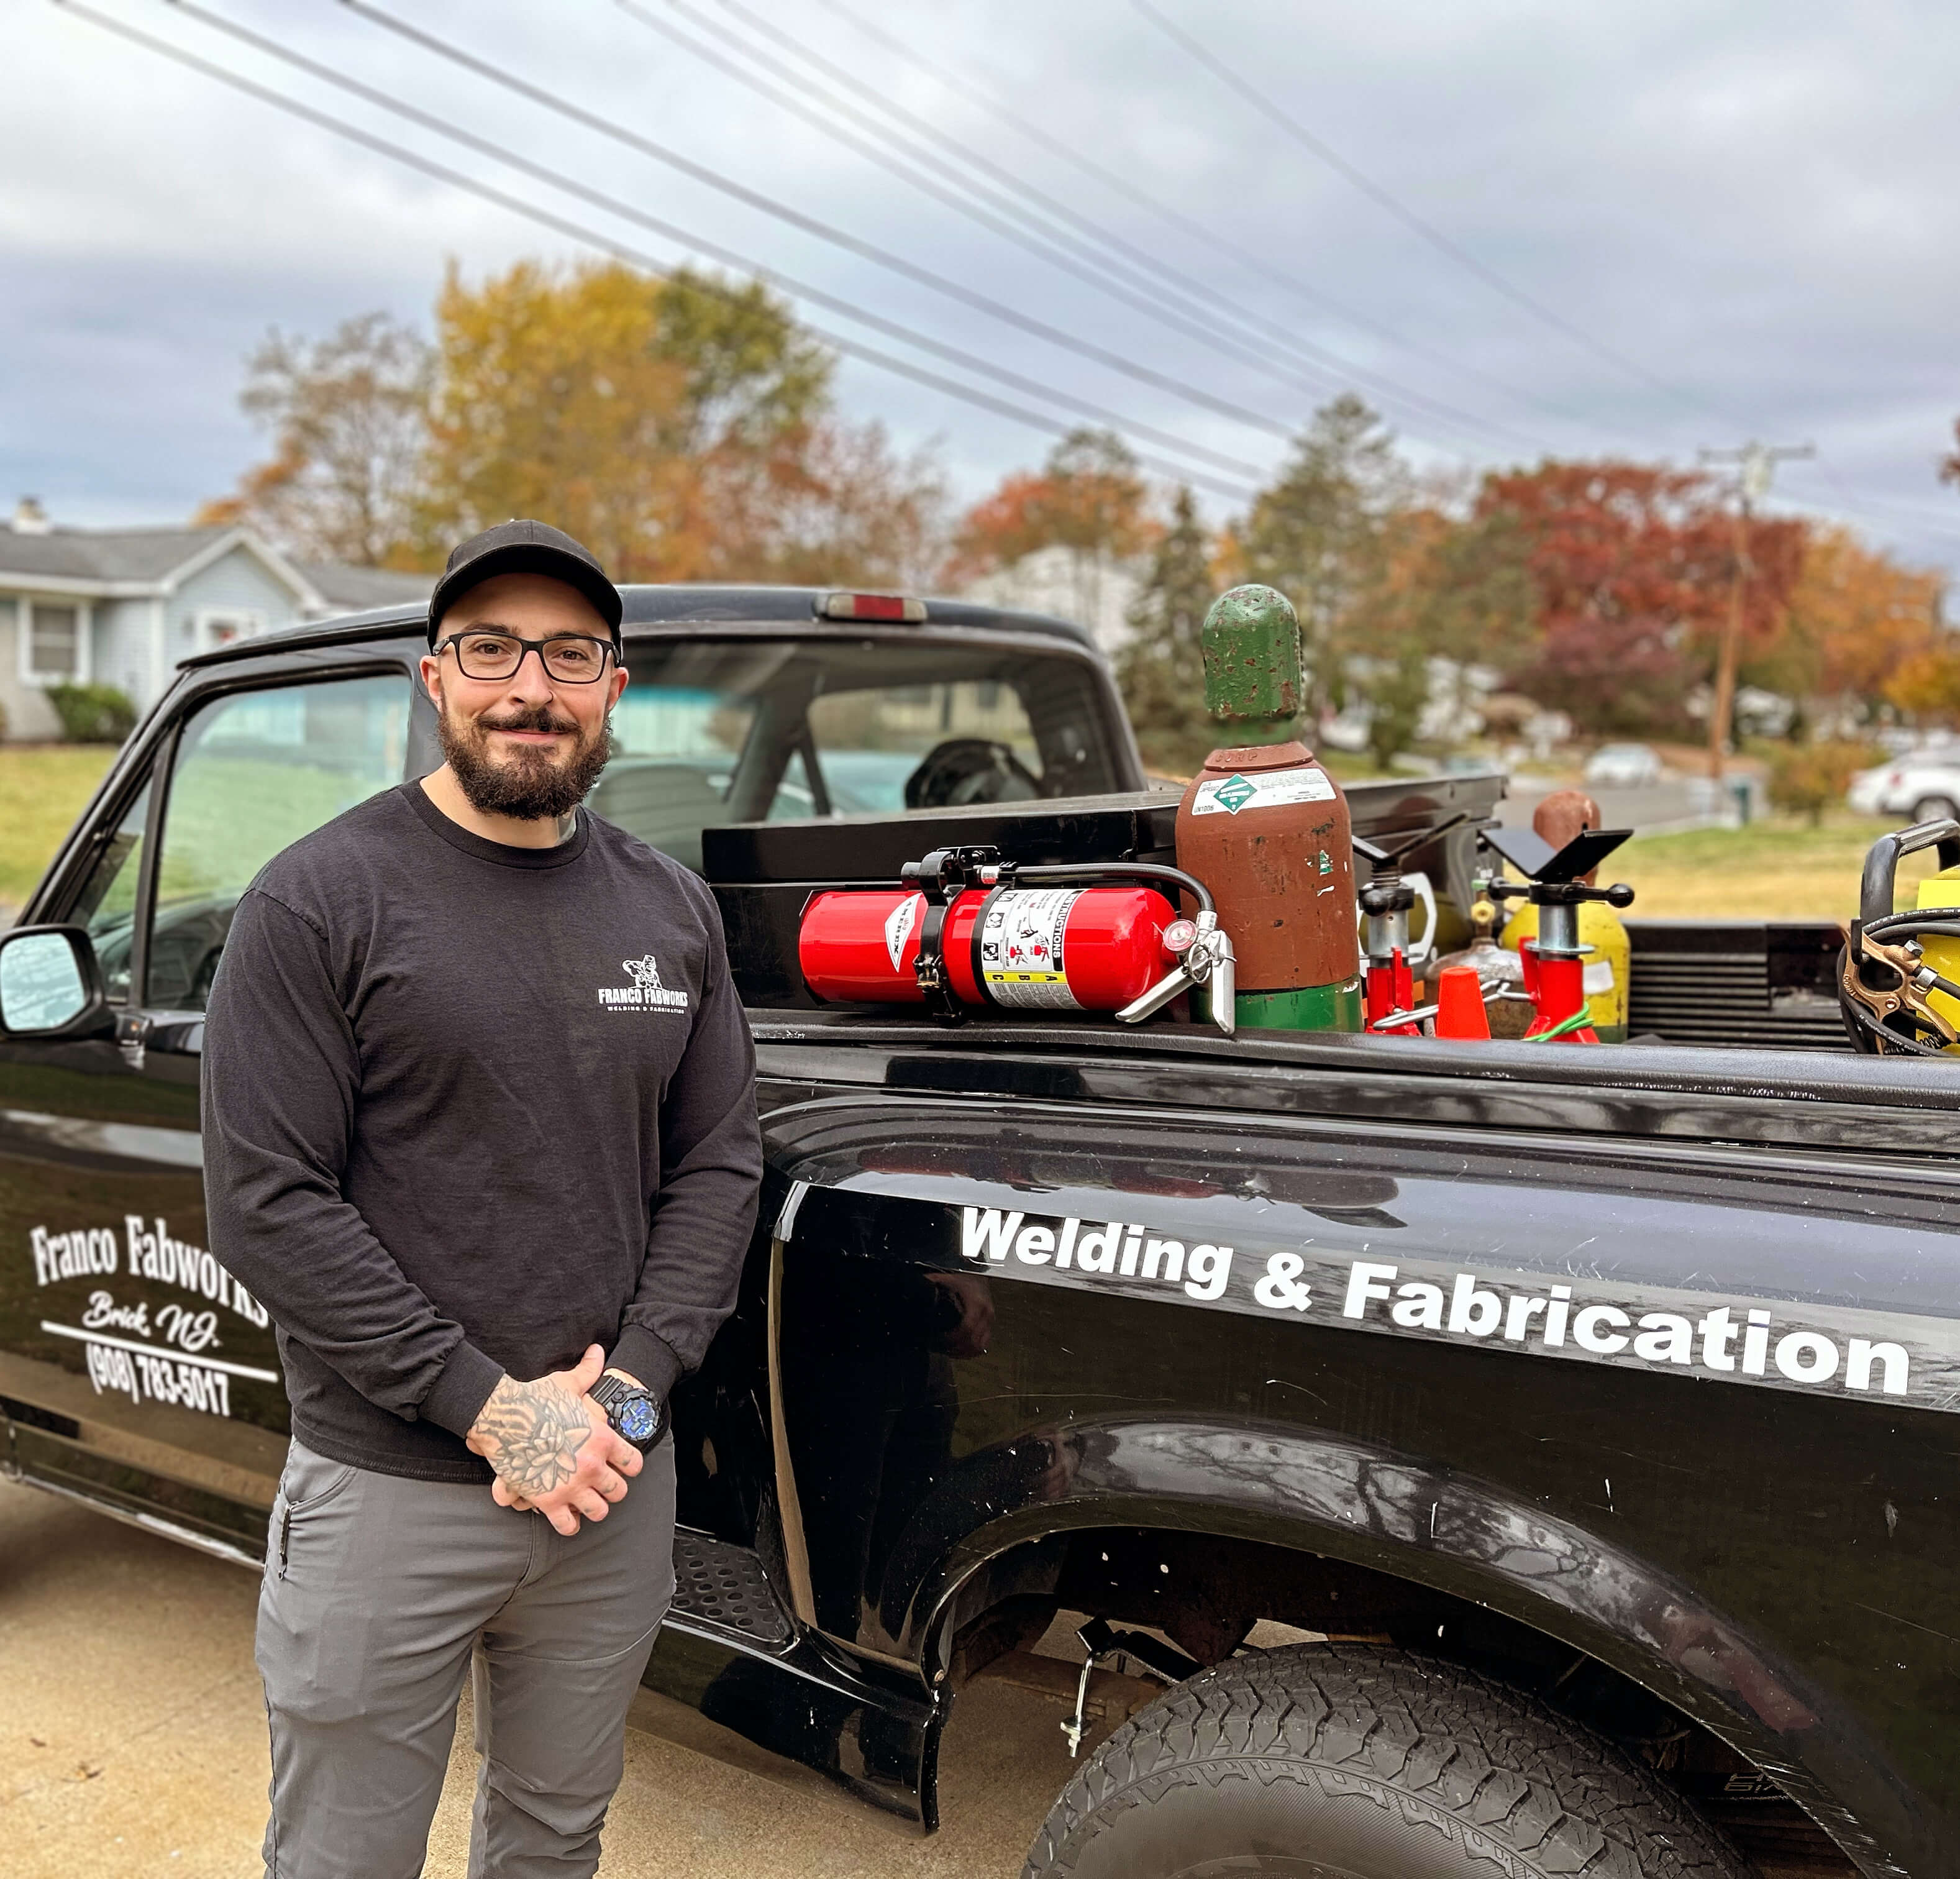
25, 603, 84, 683
195, 609, 265, 652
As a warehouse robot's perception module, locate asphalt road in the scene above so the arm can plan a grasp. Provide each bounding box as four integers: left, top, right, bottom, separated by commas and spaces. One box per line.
0, 1476, 1154, 1879
1500, 774, 1723, 836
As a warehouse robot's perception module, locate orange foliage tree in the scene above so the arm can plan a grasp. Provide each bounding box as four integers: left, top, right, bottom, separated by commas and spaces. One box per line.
1758, 524, 1950, 731
945, 429, 1152, 584
1474, 461, 1802, 739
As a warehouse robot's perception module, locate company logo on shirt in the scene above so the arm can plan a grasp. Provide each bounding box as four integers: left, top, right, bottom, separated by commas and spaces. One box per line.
598, 953, 690, 1013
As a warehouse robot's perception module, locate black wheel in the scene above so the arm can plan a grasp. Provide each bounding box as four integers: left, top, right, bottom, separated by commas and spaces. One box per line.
1023, 1644, 1751, 1879
1910, 796, 1959, 826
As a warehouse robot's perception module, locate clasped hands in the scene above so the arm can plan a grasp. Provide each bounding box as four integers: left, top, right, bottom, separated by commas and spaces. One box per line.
464, 1343, 644, 1536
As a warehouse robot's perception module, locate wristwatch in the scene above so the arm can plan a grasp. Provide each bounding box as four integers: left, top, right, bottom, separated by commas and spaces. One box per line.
590, 1372, 666, 1450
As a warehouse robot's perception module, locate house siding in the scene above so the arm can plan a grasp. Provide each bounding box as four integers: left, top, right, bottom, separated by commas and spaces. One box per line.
94, 598, 157, 708
165, 551, 303, 688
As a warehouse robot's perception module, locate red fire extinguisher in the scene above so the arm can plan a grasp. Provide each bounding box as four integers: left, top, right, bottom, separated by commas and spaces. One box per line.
798, 846, 1236, 1031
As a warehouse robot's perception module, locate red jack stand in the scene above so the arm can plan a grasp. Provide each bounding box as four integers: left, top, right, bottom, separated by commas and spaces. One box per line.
1483, 824, 1636, 1045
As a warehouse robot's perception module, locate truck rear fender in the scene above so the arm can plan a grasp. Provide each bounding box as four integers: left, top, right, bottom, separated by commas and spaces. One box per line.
909, 1415, 1905, 1878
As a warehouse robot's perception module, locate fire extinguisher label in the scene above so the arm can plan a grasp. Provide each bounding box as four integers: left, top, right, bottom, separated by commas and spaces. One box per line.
980, 888, 1083, 1008
885, 894, 923, 971
1191, 766, 1337, 816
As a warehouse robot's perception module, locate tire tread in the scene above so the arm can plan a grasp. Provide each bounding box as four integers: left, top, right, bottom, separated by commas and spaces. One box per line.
1022, 1644, 1753, 1879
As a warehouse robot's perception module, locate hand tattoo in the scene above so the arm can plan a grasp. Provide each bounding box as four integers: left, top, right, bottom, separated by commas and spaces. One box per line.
470, 1374, 594, 1500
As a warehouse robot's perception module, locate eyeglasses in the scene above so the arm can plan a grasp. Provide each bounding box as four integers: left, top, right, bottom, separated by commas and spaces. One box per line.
438, 630, 616, 683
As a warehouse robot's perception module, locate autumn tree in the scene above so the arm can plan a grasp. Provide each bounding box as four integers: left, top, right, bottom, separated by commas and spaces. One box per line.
1116, 486, 1218, 774
414, 260, 941, 583
1474, 461, 1800, 740
1762, 524, 1948, 731
196, 312, 433, 566
945, 428, 1153, 635
1236, 395, 1411, 725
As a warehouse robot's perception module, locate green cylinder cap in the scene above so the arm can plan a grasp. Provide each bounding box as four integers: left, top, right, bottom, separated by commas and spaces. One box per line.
1201, 584, 1301, 725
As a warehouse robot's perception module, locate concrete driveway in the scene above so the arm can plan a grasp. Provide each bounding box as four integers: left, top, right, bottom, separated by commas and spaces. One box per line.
0, 1476, 1150, 1879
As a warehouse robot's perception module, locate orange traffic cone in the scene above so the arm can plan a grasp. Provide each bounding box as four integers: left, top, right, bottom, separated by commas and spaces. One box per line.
1434, 964, 1491, 1040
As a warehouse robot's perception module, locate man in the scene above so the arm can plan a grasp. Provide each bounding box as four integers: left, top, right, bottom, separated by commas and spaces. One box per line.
202, 519, 762, 1878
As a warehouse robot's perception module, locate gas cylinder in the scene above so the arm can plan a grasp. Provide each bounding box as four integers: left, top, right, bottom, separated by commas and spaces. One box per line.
1500, 790, 1631, 1043
800, 882, 1182, 1012
1175, 586, 1362, 1031
1913, 864, 1960, 1045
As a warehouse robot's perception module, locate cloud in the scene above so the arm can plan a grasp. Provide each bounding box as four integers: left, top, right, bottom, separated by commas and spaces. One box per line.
6, 0, 1957, 572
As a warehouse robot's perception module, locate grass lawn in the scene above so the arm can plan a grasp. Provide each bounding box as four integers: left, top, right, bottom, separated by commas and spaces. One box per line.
0, 746, 116, 909
1616, 811, 1946, 920
0, 745, 1941, 928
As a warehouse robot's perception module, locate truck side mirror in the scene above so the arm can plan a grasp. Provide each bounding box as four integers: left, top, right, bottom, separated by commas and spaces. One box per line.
0, 925, 113, 1040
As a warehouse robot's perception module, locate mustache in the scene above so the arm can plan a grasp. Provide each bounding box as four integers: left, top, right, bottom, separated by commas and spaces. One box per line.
474, 704, 581, 736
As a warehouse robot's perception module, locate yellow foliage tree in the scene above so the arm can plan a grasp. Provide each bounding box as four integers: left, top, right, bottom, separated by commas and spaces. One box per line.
1767, 524, 1948, 727
416, 259, 941, 585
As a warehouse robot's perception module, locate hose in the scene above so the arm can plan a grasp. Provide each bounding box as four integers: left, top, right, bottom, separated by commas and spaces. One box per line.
1839, 905, 1960, 1056
1014, 861, 1216, 917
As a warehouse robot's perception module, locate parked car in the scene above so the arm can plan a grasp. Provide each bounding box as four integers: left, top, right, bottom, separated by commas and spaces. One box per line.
1848, 746, 1960, 823
2, 587, 1950, 1877
1582, 741, 1664, 787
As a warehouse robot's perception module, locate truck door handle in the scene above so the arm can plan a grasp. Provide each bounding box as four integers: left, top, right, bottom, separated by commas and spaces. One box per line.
116, 1011, 153, 1069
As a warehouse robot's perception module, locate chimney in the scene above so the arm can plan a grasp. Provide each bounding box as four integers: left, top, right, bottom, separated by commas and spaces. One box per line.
12, 496, 51, 535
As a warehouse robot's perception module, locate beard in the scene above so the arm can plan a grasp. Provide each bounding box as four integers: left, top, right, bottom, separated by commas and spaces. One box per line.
438, 698, 614, 821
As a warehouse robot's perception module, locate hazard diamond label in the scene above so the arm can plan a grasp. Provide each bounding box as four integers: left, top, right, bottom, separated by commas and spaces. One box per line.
1192, 766, 1337, 817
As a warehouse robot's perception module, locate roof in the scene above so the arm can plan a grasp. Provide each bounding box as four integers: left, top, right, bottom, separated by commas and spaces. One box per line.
0, 524, 235, 585
296, 561, 434, 610
180, 583, 1103, 666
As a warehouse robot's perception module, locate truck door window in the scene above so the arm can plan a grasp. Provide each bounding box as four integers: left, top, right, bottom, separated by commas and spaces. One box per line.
68, 781, 152, 1005
146, 674, 411, 1010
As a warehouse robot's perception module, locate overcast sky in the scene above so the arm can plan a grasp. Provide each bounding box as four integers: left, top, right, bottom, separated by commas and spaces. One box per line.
6, 0, 1959, 575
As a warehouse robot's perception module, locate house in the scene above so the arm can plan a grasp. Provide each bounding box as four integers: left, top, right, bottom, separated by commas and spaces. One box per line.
954, 542, 1144, 657
0, 498, 431, 740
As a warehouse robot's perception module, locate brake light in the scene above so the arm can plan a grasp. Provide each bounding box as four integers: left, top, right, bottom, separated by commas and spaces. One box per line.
818, 592, 928, 624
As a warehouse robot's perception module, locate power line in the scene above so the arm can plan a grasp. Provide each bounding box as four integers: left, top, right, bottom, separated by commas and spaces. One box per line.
1132, 0, 1745, 427
337, 0, 1304, 447
808, 0, 1610, 439
60, 1, 1263, 498
634, 0, 1547, 455
148, 0, 1273, 492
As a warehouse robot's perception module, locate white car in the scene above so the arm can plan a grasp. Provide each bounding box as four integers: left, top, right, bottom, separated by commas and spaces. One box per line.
1582, 742, 1664, 789
1848, 751, 1960, 823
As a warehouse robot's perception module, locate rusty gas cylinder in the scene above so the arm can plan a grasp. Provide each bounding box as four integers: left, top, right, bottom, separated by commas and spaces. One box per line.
1175, 585, 1361, 1031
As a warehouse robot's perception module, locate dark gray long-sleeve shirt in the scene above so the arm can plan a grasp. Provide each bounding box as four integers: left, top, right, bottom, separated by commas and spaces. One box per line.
201, 780, 762, 1482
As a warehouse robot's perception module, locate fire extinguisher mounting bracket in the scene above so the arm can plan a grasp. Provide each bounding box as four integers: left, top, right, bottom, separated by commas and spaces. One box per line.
900, 846, 1002, 1024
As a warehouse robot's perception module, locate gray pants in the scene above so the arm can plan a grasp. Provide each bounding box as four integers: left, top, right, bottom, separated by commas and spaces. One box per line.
256, 1437, 675, 1878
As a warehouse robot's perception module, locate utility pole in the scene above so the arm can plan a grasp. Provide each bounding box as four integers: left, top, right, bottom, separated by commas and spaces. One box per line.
1697, 441, 1813, 782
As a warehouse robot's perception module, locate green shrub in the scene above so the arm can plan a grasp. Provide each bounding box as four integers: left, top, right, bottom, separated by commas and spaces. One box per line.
44, 683, 137, 745
1766, 740, 1876, 826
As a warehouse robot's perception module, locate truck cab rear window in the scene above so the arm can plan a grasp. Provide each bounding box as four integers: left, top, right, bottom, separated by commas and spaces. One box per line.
593, 638, 1119, 870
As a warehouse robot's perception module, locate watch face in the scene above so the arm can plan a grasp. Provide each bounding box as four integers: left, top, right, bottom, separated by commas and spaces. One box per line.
618, 1396, 659, 1443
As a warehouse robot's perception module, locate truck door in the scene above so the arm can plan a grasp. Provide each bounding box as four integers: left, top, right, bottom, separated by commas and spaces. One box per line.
0, 668, 412, 1560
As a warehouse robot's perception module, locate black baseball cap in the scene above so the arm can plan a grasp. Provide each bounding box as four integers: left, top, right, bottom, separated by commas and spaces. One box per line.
426, 519, 624, 646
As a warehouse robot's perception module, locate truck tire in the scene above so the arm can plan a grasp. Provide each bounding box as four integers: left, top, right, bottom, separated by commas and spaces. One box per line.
1023, 1644, 1751, 1879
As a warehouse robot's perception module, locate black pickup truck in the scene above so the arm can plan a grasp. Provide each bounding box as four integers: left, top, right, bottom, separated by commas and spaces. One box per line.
1, 587, 1953, 1879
